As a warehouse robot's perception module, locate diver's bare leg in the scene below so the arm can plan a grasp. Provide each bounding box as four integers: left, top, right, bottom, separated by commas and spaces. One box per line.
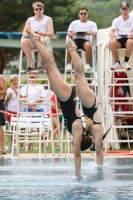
26, 29, 71, 101
93, 125, 103, 165
67, 37, 95, 108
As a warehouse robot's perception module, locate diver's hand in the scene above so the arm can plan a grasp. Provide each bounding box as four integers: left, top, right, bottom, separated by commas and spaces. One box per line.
73, 175, 83, 180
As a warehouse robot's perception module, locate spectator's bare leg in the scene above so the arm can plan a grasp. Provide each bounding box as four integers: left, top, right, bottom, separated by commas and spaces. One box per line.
37, 39, 46, 67
21, 39, 35, 68
125, 39, 133, 57
37, 52, 43, 67
84, 42, 92, 64
67, 49, 72, 64
109, 40, 121, 62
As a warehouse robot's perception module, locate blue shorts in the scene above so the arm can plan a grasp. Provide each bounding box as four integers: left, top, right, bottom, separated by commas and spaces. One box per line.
24, 108, 44, 112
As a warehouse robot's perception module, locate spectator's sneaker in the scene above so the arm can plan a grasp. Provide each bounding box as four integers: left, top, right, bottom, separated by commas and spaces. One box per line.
123, 62, 131, 70
111, 62, 121, 70
84, 63, 91, 71
66, 63, 72, 72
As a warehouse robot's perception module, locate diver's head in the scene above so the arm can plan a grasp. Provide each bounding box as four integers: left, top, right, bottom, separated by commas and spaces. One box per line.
81, 134, 93, 151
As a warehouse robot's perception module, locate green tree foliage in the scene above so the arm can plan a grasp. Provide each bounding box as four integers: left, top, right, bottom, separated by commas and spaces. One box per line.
0, 0, 133, 31
0, 0, 75, 32
93, 0, 133, 28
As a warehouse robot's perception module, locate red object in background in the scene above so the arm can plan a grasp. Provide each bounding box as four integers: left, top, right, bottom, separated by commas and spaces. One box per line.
106, 151, 133, 155
47, 93, 60, 117
110, 72, 130, 112
6, 110, 17, 123
123, 105, 133, 124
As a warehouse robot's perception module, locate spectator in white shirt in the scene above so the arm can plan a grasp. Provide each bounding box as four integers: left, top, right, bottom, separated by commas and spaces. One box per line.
21, 72, 45, 112
21, 1, 54, 72
109, 2, 133, 70
21, 72, 45, 150
66, 7, 97, 72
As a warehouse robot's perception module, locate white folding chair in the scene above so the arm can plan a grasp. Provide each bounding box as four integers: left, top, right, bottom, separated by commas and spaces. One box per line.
14, 114, 44, 158
5, 116, 18, 152
4, 120, 10, 149
121, 121, 130, 149
43, 115, 54, 154
64, 35, 97, 82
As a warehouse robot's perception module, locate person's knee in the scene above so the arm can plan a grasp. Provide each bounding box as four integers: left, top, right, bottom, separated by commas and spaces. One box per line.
84, 42, 91, 50
109, 40, 116, 48
126, 39, 133, 48
22, 40, 32, 51
21, 39, 30, 46
40, 38, 46, 44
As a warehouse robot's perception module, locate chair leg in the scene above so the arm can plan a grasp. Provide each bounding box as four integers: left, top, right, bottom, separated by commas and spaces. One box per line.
43, 136, 46, 157
127, 133, 130, 149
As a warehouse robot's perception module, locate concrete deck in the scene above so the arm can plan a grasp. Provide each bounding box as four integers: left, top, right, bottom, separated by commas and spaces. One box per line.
1, 152, 133, 159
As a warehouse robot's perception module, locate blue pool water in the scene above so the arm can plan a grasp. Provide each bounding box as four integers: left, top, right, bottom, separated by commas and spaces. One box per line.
0, 157, 133, 200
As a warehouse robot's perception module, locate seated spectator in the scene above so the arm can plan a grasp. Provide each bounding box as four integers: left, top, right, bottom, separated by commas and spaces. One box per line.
21, 1, 54, 72
21, 72, 45, 112
109, 2, 133, 70
21, 72, 45, 149
66, 7, 97, 72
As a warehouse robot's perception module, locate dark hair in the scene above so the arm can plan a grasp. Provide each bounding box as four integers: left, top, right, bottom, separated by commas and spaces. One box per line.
44, 86, 48, 89
29, 72, 37, 75
81, 134, 92, 151
79, 8, 88, 12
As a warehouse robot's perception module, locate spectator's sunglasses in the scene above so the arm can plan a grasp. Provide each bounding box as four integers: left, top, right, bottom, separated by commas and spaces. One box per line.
35, 8, 42, 11
29, 74, 37, 78
121, 8, 128, 10
80, 12, 87, 15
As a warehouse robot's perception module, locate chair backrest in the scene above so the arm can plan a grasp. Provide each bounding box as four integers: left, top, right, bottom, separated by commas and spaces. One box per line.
10, 116, 18, 131
121, 121, 128, 136
18, 114, 44, 130
43, 116, 51, 130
